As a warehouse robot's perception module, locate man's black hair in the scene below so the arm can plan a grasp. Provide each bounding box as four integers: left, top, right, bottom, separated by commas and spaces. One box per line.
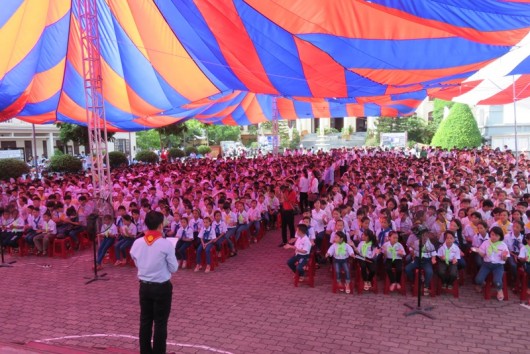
145, 210, 164, 231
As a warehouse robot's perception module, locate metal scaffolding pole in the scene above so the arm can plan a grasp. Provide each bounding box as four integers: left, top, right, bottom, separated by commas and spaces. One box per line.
76, 0, 112, 201
272, 97, 279, 156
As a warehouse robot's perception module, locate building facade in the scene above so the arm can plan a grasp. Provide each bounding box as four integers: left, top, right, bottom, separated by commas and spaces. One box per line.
294, 116, 367, 136
0, 119, 136, 161
474, 97, 530, 151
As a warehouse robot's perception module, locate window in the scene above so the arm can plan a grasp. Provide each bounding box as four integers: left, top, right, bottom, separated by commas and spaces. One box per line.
1, 141, 17, 149
115, 139, 130, 154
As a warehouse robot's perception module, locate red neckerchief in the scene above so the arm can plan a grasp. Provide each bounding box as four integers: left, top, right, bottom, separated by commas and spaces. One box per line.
144, 230, 162, 246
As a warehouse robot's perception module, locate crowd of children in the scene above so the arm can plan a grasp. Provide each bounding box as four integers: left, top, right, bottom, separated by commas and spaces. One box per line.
0, 146, 529, 303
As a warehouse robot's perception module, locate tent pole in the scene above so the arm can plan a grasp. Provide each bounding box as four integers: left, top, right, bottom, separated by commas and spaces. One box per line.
513, 75, 519, 172
272, 96, 279, 156
32, 124, 38, 170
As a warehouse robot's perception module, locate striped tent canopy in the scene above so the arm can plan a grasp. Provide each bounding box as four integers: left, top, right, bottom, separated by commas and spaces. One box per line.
1, 0, 530, 131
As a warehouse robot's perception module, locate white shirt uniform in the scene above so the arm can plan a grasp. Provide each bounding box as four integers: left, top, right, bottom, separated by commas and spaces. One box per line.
504, 232, 524, 253
381, 241, 405, 260
176, 226, 194, 241
437, 243, 461, 263
472, 233, 489, 248
357, 241, 377, 259
294, 235, 312, 256
212, 220, 227, 237
517, 245, 530, 262
327, 242, 354, 260
311, 209, 327, 233
478, 240, 510, 264
130, 234, 178, 283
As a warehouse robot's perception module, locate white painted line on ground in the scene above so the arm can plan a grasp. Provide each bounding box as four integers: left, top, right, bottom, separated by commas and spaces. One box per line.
34, 333, 234, 354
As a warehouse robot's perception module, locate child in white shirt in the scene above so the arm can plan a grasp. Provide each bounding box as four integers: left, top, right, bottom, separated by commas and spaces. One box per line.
94, 215, 118, 270
517, 234, 530, 301
175, 217, 194, 268
33, 212, 57, 256
326, 231, 355, 293
357, 229, 380, 291
382, 231, 406, 292
474, 226, 510, 301
472, 220, 489, 269
437, 231, 461, 289
285, 224, 312, 281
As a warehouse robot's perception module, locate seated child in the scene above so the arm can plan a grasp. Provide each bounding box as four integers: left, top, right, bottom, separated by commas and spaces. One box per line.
405, 230, 437, 296
33, 211, 56, 256
326, 231, 355, 293
474, 226, 510, 301
94, 215, 118, 270
472, 220, 489, 269
357, 229, 380, 291
381, 231, 406, 292
437, 231, 461, 289
517, 234, 530, 303
1, 209, 25, 249
194, 217, 219, 273
285, 224, 312, 281
114, 214, 137, 266
175, 217, 194, 268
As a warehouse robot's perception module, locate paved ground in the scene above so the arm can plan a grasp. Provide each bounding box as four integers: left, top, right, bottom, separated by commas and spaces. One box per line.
0, 225, 528, 354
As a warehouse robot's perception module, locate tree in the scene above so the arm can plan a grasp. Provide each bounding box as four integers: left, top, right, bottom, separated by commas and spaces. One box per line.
289, 128, 301, 149
156, 122, 188, 149
367, 115, 431, 145
401, 115, 430, 144
430, 103, 482, 149
426, 99, 455, 142
136, 130, 161, 151
204, 124, 240, 145
57, 123, 115, 153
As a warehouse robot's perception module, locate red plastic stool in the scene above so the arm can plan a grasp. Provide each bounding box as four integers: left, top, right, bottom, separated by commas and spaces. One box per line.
355, 264, 378, 294
200, 246, 218, 271
331, 260, 354, 294
484, 272, 509, 301
78, 231, 91, 251
412, 269, 436, 298
256, 221, 266, 242
125, 247, 135, 267
518, 268, 528, 303
185, 247, 197, 269
8, 237, 28, 257
103, 245, 116, 264
384, 268, 406, 296
237, 229, 250, 250
294, 253, 315, 288
434, 275, 459, 298
229, 234, 238, 252
52, 237, 74, 258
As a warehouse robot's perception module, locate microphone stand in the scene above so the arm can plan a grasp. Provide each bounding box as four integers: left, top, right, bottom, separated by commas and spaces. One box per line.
0, 243, 16, 267
84, 213, 109, 284
404, 233, 435, 319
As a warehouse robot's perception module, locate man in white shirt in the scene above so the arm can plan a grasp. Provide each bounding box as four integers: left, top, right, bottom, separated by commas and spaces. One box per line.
130, 211, 178, 354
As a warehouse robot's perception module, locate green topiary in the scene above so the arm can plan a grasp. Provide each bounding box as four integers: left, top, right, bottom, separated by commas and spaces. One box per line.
168, 148, 186, 159
135, 150, 159, 163
0, 159, 30, 180
48, 154, 83, 173
185, 146, 198, 156
431, 103, 482, 150
197, 145, 211, 155
108, 151, 129, 169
